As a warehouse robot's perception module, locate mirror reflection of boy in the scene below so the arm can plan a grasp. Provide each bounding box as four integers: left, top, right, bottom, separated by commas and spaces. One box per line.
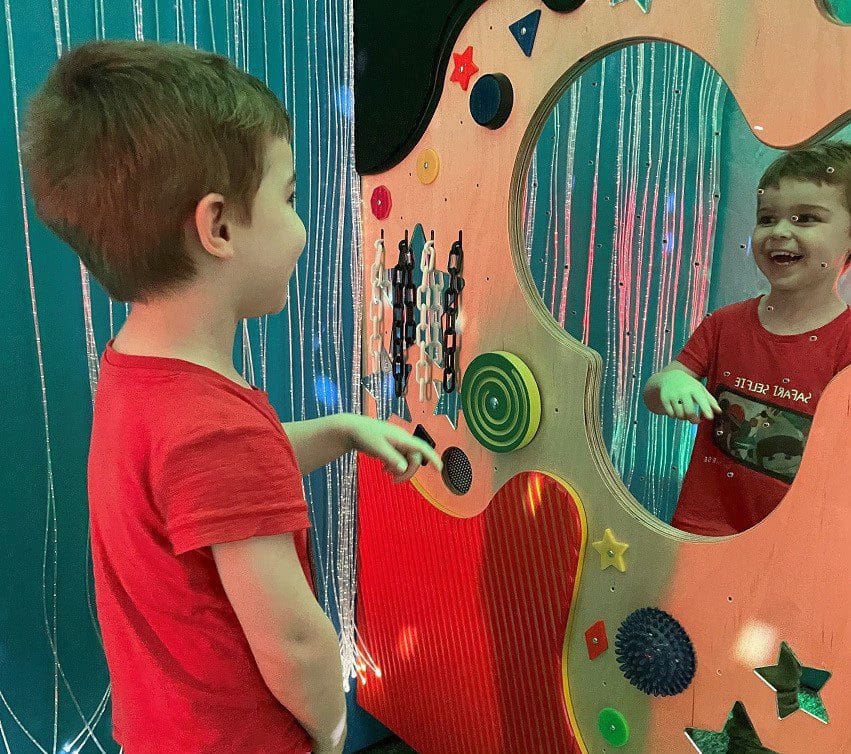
644, 142, 851, 536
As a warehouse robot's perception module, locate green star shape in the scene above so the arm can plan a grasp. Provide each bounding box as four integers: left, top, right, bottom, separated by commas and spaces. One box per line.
610, 0, 652, 13
755, 642, 831, 723
685, 701, 778, 754
433, 379, 462, 429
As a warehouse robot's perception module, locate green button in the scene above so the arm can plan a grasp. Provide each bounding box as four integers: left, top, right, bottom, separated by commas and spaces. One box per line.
598, 707, 630, 747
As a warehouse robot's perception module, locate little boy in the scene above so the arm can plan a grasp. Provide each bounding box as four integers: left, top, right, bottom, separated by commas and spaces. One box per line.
23, 41, 440, 754
644, 141, 851, 537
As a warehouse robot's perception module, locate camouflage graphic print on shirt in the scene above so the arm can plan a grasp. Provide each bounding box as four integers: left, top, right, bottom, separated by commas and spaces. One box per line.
713, 387, 813, 484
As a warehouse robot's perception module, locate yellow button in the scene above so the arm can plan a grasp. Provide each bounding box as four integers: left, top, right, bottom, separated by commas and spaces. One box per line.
416, 148, 441, 185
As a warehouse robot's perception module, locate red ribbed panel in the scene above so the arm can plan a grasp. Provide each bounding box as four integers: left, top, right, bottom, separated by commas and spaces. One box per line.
357, 455, 585, 754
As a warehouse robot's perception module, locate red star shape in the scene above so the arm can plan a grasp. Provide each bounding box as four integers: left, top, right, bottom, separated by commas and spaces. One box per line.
450, 45, 479, 91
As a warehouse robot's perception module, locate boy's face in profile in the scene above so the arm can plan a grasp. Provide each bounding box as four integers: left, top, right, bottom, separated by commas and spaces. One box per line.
753, 177, 851, 294
229, 137, 306, 318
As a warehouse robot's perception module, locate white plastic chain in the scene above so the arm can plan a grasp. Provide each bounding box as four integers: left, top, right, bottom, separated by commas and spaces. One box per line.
428, 252, 444, 367
415, 237, 436, 401
369, 237, 386, 373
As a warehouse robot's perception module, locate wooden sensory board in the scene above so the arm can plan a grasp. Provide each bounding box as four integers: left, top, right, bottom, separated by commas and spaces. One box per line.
356, 1, 851, 752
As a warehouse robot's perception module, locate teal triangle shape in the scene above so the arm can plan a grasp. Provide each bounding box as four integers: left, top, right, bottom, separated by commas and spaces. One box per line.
611, 0, 653, 12
410, 223, 427, 257
509, 10, 541, 57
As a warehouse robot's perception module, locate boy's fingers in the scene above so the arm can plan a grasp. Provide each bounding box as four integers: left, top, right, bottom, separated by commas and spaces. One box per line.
694, 393, 715, 420
683, 398, 701, 423
394, 436, 442, 470
415, 444, 442, 470
380, 427, 443, 473
392, 470, 413, 484
393, 455, 421, 484
407, 451, 423, 469
700, 393, 722, 417
378, 444, 408, 474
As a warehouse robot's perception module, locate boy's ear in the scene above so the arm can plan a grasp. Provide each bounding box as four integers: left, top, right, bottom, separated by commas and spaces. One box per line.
192, 193, 235, 260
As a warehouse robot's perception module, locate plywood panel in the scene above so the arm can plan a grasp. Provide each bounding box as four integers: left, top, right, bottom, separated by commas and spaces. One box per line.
357, 2, 851, 751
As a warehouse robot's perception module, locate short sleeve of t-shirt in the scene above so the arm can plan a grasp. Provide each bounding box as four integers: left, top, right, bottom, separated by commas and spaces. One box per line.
676, 312, 719, 379
834, 326, 851, 376
155, 402, 310, 556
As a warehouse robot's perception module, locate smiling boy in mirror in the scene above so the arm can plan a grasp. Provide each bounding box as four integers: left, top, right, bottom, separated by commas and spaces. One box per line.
643, 141, 851, 536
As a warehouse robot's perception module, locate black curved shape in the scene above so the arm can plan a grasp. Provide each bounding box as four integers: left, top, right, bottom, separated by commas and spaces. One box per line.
542, 0, 587, 11
354, 0, 488, 175
615, 607, 696, 697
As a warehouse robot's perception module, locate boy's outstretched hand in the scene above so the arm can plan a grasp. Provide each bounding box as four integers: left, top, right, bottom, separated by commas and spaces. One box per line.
346, 415, 443, 483
656, 370, 722, 423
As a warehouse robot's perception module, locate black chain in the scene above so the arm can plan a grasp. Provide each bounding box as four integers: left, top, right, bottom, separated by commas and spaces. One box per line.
391, 233, 415, 397
441, 231, 464, 393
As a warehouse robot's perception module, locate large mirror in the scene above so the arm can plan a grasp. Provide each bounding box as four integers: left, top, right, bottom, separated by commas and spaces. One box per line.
521, 41, 851, 536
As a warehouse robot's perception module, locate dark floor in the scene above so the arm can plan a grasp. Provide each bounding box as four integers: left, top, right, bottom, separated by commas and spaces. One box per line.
355, 735, 417, 753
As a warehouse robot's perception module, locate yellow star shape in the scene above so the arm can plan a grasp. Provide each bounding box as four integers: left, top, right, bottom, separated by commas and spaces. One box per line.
592, 528, 629, 572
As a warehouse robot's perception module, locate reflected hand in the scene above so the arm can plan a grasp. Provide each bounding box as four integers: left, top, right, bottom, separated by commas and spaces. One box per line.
658, 371, 722, 423
312, 737, 345, 754
345, 415, 443, 483
312, 736, 345, 754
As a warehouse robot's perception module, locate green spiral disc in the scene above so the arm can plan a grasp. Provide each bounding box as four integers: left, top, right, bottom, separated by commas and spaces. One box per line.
460, 351, 541, 453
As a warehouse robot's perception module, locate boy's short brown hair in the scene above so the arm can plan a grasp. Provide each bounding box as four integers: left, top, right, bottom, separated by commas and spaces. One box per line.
23, 40, 291, 302
759, 140, 851, 218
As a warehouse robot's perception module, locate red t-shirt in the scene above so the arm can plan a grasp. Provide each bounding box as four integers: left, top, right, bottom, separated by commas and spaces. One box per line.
88, 344, 313, 754
672, 297, 851, 536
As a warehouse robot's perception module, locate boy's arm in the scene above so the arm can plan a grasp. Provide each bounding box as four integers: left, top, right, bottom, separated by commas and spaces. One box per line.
211, 533, 346, 753
643, 361, 721, 422
283, 414, 442, 480
281, 414, 355, 475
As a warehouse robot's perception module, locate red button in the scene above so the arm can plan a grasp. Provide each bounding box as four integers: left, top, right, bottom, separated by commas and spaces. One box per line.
371, 185, 392, 220
585, 620, 609, 660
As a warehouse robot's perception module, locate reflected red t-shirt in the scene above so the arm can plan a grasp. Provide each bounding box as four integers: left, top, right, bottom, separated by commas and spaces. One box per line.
672, 297, 851, 536
88, 344, 313, 753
